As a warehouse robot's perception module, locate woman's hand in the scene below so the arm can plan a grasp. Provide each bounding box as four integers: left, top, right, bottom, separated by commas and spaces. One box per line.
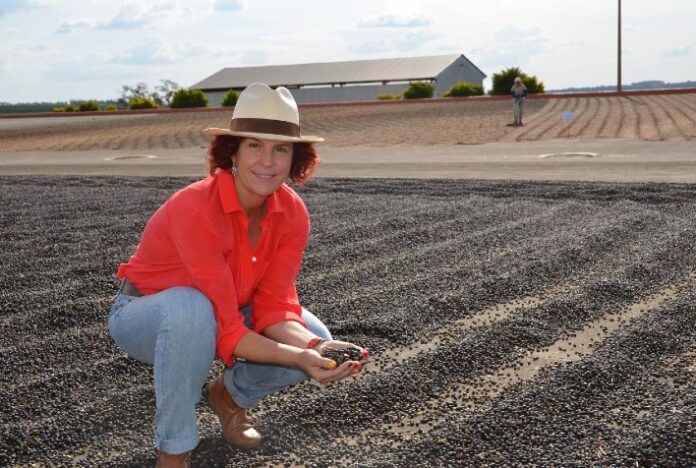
294, 340, 368, 385
297, 348, 356, 385
313, 340, 370, 366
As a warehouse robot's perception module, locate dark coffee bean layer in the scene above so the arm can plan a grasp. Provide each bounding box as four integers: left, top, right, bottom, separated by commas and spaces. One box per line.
1, 176, 694, 467
322, 346, 363, 366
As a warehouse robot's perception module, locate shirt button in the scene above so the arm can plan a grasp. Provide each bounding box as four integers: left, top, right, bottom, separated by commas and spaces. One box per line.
251, 256, 257, 263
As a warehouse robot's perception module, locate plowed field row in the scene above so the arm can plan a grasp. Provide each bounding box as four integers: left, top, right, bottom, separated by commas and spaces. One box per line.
1, 93, 695, 151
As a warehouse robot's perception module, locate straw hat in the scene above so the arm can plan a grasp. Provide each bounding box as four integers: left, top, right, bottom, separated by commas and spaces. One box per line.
202, 82, 323, 143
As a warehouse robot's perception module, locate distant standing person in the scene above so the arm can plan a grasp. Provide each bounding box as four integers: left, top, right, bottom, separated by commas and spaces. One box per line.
511, 77, 528, 126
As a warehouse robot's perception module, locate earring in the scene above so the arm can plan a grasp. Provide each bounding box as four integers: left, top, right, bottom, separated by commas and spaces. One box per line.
231, 159, 237, 176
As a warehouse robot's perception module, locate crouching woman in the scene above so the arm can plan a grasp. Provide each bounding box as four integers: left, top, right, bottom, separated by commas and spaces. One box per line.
108, 83, 367, 467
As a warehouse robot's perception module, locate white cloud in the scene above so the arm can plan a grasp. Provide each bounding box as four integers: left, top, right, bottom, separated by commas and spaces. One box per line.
108, 38, 199, 65
56, 1, 196, 34
43, 56, 140, 82
14, 42, 49, 52
472, 24, 546, 69
560, 41, 585, 48
494, 24, 543, 42
352, 30, 440, 55
56, 18, 92, 34
211, 46, 271, 65
94, 3, 149, 30
213, 0, 246, 11
662, 46, 693, 59
0, 0, 41, 18
239, 49, 269, 64
2, 0, 696, 102
358, 14, 430, 28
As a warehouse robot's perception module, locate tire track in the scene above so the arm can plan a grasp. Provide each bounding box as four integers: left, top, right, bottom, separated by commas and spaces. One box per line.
646, 94, 678, 139
528, 98, 579, 141
570, 96, 600, 138
661, 94, 696, 138
614, 96, 630, 138
556, 98, 590, 139
631, 95, 662, 140
595, 96, 615, 138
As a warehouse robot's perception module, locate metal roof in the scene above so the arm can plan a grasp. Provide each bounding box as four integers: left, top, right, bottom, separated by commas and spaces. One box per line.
191, 54, 485, 90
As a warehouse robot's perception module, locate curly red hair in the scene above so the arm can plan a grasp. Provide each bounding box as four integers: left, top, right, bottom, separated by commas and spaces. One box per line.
207, 135, 320, 186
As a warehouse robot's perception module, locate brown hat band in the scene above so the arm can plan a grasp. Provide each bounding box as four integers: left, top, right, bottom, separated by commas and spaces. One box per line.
229, 117, 301, 138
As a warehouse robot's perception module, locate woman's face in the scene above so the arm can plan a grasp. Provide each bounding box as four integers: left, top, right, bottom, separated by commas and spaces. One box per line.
233, 137, 293, 207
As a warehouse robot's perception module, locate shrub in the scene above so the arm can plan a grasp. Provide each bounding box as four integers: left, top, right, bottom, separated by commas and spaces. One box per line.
443, 81, 484, 97
53, 107, 65, 112
402, 81, 435, 99
377, 93, 401, 100
128, 97, 160, 110
105, 104, 118, 111
170, 88, 209, 108
490, 67, 545, 95
64, 105, 77, 112
220, 90, 240, 107
78, 101, 100, 112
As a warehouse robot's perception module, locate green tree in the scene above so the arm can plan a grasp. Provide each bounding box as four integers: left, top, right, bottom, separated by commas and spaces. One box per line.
170, 88, 209, 108
220, 89, 240, 107
155, 79, 181, 107
119, 82, 151, 107
78, 101, 100, 111
443, 81, 484, 97
128, 97, 159, 110
402, 81, 435, 99
490, 67, 545, 95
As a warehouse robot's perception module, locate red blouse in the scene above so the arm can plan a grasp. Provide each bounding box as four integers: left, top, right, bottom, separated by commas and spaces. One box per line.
117, 170, 309, 366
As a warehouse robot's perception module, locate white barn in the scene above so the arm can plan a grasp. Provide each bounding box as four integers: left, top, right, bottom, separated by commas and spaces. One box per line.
191, 54, 486, 105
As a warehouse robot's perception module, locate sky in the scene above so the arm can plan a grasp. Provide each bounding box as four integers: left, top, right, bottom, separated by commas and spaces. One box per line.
0, 0, 694, 103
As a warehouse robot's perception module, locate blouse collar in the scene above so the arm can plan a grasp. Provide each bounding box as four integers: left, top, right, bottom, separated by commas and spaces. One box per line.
217, 169, 285, 217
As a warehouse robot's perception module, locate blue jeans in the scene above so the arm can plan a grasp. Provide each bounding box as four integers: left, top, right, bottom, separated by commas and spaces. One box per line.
108, 286, 332, 454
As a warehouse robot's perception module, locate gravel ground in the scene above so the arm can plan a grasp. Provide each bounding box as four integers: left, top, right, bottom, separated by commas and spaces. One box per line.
1, 176, 695, 467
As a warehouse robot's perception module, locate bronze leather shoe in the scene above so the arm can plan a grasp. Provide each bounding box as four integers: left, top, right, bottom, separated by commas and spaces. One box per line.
155, 451, 190, 468
207, 375, 262, 449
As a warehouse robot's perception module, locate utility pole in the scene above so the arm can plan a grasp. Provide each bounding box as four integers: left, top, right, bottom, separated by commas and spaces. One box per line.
618, 0, 622, 93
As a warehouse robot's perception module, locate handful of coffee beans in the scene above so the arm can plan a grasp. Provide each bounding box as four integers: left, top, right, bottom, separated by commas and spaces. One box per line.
322, 346, 363, 366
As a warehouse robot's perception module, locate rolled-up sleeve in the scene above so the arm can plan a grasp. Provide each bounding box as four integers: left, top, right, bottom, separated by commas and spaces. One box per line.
167, 204, 250, 366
